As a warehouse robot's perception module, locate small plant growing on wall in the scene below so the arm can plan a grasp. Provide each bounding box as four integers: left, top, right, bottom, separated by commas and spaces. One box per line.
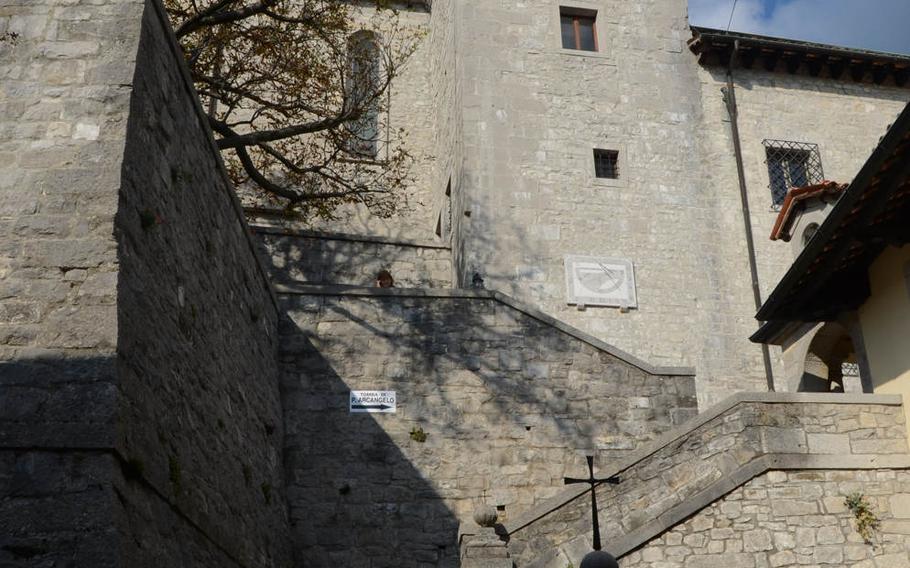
845, 492, 880, 543
409, 426, 428, 443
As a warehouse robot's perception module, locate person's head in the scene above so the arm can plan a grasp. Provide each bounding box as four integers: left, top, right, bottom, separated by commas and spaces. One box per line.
376, 269, 394, 288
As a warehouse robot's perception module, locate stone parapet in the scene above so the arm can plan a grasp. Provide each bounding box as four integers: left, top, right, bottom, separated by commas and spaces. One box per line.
255, 224, 454, 288
620, 468, 910, 568
504, 393, 908, 567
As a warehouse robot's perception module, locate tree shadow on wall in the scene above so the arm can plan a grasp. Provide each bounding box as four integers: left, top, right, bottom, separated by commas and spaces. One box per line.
250, 210, 455, 289
276, 206, 696, 566
279, 325, 462, 567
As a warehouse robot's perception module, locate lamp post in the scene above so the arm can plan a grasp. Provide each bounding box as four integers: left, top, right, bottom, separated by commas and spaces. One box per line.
564, 455, 621, 568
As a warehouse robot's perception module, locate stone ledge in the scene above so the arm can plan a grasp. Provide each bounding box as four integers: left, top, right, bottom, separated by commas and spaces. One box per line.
273, 283, 696, 377
501, 392, 905, 536
251, 223, 452, 250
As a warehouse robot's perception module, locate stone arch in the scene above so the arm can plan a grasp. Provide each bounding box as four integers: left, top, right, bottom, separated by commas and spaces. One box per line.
798, 321, 864, 392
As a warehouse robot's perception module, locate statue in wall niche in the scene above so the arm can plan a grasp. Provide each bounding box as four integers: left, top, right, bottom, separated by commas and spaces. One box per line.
376, 269, 395, 288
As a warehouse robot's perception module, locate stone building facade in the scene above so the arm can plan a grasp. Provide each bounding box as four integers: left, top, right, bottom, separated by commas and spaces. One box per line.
4, 0, 910, 567
252, 0, 910, 408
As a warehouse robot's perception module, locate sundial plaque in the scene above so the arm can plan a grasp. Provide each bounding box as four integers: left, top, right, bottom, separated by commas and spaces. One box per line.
564, 255, 637, 308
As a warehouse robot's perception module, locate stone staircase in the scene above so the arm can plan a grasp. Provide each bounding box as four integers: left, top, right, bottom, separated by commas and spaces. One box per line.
251, 223, 910, 568
494, 392, 910, 568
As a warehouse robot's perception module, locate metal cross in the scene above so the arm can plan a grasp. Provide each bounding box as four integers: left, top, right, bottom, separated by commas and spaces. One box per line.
564, 455, 620, 551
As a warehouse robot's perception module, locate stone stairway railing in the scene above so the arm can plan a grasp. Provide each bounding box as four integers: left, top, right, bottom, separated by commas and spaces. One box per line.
493, 392, 909, 567
276, 283, 697, 565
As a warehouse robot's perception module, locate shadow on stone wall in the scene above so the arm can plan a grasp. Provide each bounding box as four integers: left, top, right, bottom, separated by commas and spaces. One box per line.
278, 287, 696, 566
256, 227, 454, 289
279, 326, 461, 567
0, 355, 117, 567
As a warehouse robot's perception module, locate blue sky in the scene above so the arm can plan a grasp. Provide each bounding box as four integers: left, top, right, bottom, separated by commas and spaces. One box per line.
689, 0, 910, 56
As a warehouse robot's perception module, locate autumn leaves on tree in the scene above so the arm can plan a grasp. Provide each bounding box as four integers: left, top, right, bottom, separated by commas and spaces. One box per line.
165, 0, 418, 219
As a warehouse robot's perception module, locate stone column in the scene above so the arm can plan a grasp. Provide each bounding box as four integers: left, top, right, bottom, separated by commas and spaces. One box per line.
461, 505, 513, 568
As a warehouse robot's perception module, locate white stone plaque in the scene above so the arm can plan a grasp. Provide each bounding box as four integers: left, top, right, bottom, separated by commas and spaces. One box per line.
350, 390, 397, 413
564, 255, 637, 308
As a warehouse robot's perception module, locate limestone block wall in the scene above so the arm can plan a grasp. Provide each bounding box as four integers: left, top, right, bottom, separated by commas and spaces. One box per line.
0, 0, 137, 443
505, 394, 908, 567
112, 1, 291, 565
695, 65, 910, 393
1, 0, 291, 565
426, 0, 466, 274
621, 469, 910, 568
449, 0, 744, 407
0, 0, 142, 562
278, 285, 696, 567
256, 225, 453, 288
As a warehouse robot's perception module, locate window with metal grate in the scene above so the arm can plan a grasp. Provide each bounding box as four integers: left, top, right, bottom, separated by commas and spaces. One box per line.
763, 140, 824, 208
593, 149, 619, 179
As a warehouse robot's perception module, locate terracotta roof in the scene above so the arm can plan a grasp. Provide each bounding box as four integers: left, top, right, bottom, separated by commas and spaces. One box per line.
752, 102, 910, 344
769, 181, 847, 242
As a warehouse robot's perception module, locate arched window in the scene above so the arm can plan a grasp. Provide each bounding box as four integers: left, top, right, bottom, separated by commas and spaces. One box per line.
346, 31, 381, 158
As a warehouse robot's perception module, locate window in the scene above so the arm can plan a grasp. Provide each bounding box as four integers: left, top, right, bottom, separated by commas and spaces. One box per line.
436, 178, 453, 240
593, 149, 619, 179
560, 8, 597, 51
802, 222, 819, 247
763, 140, 824, 208
346, 31, 382, 158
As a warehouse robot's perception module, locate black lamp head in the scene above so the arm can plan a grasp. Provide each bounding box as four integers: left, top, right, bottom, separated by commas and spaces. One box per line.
579, 550, 619, 568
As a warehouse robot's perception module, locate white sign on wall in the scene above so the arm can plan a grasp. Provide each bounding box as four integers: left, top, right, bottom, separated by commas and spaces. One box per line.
350, 391, 397, 413
564, 255, 637, 308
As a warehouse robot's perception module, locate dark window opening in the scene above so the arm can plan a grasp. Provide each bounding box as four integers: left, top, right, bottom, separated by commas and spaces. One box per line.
346, 31, 382, 158
436, 178, 453, 240
594, 149, 619, 179
560, 8, 597, 52
763, 140, 823, 208
802, 222, 820, 247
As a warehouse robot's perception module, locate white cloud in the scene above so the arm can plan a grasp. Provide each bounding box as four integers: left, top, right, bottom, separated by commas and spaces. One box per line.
689, 0, 910, 55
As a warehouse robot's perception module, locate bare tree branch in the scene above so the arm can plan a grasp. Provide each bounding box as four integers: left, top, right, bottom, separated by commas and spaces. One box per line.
164, 0, 418, 218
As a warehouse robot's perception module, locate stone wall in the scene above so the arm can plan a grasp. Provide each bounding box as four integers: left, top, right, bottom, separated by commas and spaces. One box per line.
278, 285, 696, 567
0, 0, 136, 442
505, 394, 909, 567
621, 468, 910, 568
1, 0, 291, 565
451, 0, 717, 397
426, 0, 466, 274
0, 0, 142, 562
113, 1, 290, 565
695, 65, 910, 396
443, 0, 910, 407
256, 225, 453, 288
